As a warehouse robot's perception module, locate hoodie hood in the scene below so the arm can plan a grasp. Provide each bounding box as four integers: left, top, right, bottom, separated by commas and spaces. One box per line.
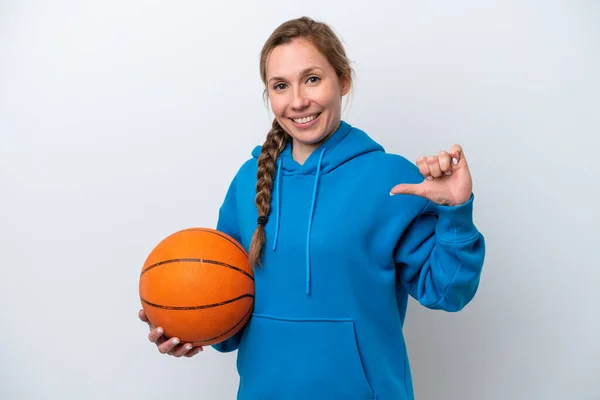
251, 120, 384, 295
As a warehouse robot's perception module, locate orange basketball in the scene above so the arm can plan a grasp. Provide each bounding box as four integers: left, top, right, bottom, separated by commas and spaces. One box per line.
139, 228, 254, 346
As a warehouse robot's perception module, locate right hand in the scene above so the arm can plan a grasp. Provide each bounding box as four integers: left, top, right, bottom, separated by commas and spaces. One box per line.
138, 309, 203, 357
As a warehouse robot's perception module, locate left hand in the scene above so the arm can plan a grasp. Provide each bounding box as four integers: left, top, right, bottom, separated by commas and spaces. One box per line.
390, 144, 472, 206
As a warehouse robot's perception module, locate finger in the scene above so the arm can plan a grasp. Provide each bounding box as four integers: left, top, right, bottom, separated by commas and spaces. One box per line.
427, 156, 442, 178
449, 144, 464, 166
158, 337, 181, 355
138, 309, 148, 322
148, 327, 164, 343
390, 183, 425, 197
170, 343, 195, 358
184, 346, 204, 357
139, 309, 155, 330
438, 151, 452, 175
416, 156, 433, 181
154, 336, 167, 348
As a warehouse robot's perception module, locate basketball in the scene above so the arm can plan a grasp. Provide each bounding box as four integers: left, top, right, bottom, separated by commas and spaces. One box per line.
139, 228, 254, 346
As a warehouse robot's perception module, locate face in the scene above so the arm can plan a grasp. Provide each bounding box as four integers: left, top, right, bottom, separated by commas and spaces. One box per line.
265, 38, 350, 152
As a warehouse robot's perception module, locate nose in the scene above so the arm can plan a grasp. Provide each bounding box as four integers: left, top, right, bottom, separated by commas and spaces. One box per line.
291, 87, 310, 110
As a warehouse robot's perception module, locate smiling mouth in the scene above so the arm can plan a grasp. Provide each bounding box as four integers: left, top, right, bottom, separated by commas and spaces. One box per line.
290, 113, 321, 124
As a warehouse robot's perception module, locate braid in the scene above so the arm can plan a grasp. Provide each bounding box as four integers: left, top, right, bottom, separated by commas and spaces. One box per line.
248, 119, 289, 267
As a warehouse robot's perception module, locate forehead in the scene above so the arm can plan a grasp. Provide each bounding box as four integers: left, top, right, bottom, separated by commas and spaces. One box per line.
266, 38, 330, 79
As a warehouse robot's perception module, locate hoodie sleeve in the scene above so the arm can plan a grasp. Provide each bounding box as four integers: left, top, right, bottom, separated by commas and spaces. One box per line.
394, 193, 486, 312
211, 175, 246, 352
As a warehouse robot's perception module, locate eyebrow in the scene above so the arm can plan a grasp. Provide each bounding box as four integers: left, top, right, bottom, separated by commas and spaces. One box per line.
268, 66, 324, 84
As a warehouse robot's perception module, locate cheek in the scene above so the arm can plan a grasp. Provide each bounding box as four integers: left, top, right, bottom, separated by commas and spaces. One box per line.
269, 96, 286, 117
316, 84, 341, 108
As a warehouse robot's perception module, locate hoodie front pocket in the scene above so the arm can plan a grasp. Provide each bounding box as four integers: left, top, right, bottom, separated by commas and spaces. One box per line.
237, 314, 376, 400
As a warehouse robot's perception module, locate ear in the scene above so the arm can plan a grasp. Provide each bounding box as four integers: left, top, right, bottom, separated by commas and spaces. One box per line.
340, 73, 351, 96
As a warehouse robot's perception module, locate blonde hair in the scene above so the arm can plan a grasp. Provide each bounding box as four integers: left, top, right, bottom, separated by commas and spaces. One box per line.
249, 16, 354, 267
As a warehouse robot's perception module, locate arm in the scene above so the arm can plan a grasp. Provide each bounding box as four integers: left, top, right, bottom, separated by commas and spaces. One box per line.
394, 194, 486, 312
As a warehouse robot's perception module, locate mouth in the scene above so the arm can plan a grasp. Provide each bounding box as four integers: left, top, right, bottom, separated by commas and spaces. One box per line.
290, 113, 321, 125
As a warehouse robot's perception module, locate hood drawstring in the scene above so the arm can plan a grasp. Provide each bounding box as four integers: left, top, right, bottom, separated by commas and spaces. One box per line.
270, 147, 326, 296
272, 157, 283, 251
305, 147, 327, 295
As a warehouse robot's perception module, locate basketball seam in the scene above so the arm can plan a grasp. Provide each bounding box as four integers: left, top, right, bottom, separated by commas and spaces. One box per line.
189, 228, 249, 257
192, 306, 253, 344
141, 258, 254, 281
140, 293, 254, 310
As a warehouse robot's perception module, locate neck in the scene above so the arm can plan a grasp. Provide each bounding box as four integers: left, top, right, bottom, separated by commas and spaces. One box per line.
291, 141, 317, 165
291, 121, 341, 165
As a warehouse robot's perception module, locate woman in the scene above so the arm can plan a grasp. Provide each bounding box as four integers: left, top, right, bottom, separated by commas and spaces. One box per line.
139, 16, 485, 400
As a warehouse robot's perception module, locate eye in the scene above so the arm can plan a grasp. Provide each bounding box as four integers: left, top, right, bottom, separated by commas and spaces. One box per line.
273, 83, 287, 91
307, 76, 321, 84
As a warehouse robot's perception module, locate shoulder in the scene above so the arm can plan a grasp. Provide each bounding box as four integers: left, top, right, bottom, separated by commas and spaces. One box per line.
362, 152, 423, 185
231, 157, 257, 184
227, 146, 260, 187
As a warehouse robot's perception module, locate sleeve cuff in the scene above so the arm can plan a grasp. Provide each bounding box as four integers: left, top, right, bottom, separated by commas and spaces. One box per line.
424, 193, 479, 243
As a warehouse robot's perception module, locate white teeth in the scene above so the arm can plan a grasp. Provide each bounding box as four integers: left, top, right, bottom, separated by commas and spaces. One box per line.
293, 114, 318, 124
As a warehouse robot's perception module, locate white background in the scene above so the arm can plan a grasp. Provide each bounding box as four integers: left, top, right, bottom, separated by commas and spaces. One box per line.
1, 1, 599, 399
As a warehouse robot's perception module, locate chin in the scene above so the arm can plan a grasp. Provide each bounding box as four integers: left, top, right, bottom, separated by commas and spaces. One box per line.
285, 119, 332, 144
291, 130, 329, 145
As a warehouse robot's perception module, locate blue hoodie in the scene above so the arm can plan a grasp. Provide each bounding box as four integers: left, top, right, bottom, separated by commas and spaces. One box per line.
212, 121, 485, 400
